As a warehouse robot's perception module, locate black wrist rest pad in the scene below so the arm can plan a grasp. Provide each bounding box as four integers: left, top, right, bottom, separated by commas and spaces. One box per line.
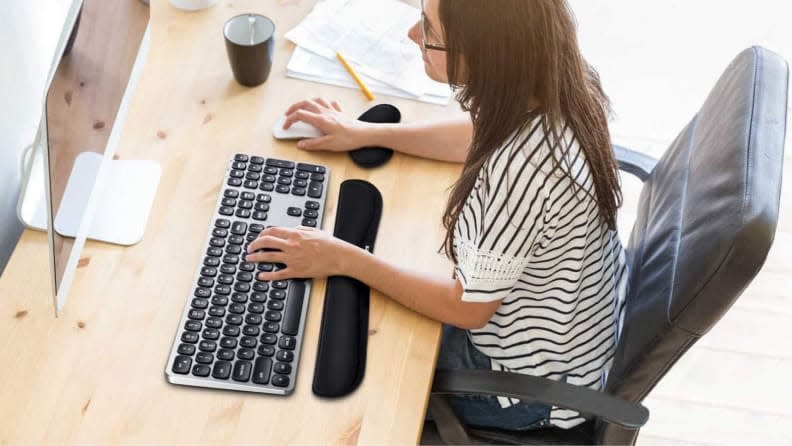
312, 179, 383, 398
350, 104, 401, 168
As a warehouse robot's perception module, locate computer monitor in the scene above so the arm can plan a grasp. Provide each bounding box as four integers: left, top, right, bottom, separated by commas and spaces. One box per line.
17, 0, 159, 315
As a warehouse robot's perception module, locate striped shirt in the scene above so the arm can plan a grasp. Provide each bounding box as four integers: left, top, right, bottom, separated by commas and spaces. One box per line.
453, 117, 628, 429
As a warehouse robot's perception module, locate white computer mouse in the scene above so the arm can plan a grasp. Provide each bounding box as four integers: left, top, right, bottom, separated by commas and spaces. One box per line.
272, 115, 324, 140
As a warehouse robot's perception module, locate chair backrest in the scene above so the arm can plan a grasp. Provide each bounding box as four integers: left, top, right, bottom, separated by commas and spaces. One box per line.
603, 46, 788, 417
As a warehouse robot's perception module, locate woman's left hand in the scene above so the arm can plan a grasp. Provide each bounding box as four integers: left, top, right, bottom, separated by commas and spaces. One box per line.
245, 226, 350, 281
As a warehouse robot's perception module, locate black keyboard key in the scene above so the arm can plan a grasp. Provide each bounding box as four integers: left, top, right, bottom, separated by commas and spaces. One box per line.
251, 292, 267, 303
217, 349, 235, 360
258, 345, 275, 357
276, 185, 290, 194
248, 164, 262, 173
220, 337, 238, 349
279, 168, 294, 177
231, 221, 247, 235
305, 201, 320, 210
188, 309, 205, 320
295, 171, 309, 179
310, 173, 325, 182
220, 264, 237, 275
287, 207, 302, 217
223, 325, 241, 337
213, 227, 229, 238
219, 206, 234, 216
241, 191, 255, 200
199, 340, 217, 352
249, 303, 265, 314
291, 187, 306, 197
194, 287, 211, 298
243, 180, 258, 189
236, 209, 252, 218
262, 174, 276, 183
272, 374, 290, 387
266, 158, 295, 169
234, 154, 249, 162
277, 350, 294, 363
212, 361, 232, 379
226, 314, 243, 325
201, 266, 218, 277
224, 190, 240, 200
232, 161, 247, 170
182, 332, 199, 343
232, 361, 252, 382
258, 263, 274, 273
205, 317, 223, 329
231, 293, 248, 304
237, 348, 255, 360
263, 322, 280, 333
304, 210, 319, 219
228, 178, 243, 187
277, 177, 292, 186
214, 285, 232, 295
230, 170, 244, 179
272, 280, 288, 289
269, 289, 285, 300
197, 277, 214, 288
279, 336, 296, 350
256, 194, 271, 203
211, 295, 228, 306
246, 314, 263, 325
210, 238, 225, 248
184, 320, 202, 332
196, 352, 214, 364
206, 247, 223, 257
239, 262, 256, 272
301, 218, 317, 228
252, 358, 273, 384
245, 172, 260, 181
243, 325, 260, 336
191, 298, 209, 309
222, 255, 239, 265
204, 257, 220, 267
209, 306, 226, 317
178, 343, 196, 355
228, 235, 244, 245
229, 303, 246, 314
253, 281, 270, 292
274, 363, 292, 375
202, 328, 220, 340
237, 272, 253, 282
297, 163, 326, 174
250, 156, 265, 165
267, 300, 284, 311
282, 280, 305, 336
264, 166, 278, 175
254, 202, 270, 212
260, 183, 274, 192
192, 364, 211, 377
307, 181, 323, 198
265, 311, 282, 322
238, 200, 253, 210
253, 211, 268, 221
221, 198, 236, 208
226, 245, 242, 255
260, 333, 277, 345
172, 356, 192, 374
240, 336, 258, 348
294, 179, 308, 188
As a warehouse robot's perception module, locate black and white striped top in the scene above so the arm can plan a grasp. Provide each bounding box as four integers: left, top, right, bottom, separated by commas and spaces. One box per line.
453, 117, 628, 429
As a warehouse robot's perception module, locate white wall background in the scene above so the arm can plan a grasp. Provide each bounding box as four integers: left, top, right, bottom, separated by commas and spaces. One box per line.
0, 0, 72, 276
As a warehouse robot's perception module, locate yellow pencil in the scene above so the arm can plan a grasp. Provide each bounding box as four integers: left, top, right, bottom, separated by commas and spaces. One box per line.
336, 51, 376, 101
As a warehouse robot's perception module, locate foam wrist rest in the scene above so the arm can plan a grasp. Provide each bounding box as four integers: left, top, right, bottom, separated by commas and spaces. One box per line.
312, 180, 383, 398
350, 104, 401, 168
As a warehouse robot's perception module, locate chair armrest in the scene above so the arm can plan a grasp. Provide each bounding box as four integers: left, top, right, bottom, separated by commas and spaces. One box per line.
613, 145, 658, 182
432, 369, 649, 429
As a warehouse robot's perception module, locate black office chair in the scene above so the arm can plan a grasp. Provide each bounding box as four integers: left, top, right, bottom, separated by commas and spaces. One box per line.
421, 46, 789, 446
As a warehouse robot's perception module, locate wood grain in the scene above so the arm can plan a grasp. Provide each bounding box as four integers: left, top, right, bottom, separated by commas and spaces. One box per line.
0, 1, 464, 445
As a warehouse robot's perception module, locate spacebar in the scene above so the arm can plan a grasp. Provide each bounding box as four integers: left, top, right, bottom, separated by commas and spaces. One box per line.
282, 280, 306, 336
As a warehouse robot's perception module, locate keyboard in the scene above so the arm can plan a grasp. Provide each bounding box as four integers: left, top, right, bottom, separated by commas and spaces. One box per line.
165, 153, 329, 395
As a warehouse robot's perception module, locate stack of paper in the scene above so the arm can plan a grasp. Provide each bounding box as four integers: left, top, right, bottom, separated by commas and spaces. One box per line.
285, 0, 453, 105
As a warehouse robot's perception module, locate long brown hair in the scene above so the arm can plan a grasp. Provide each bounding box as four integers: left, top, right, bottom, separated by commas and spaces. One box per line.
439, 0, 622, 263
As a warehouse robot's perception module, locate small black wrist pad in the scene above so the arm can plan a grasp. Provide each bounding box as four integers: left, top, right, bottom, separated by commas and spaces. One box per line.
312, 179, 383, 397
350, 104, 402, 168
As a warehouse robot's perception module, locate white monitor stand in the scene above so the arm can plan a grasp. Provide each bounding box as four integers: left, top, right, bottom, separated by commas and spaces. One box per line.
17, 2, 158, 315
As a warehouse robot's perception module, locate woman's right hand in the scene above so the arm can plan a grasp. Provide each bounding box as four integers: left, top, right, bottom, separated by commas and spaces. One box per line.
282, 98, 374, 152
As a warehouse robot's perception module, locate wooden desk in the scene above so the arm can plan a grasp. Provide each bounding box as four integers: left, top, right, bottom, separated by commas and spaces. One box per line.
0, 1, 463, 444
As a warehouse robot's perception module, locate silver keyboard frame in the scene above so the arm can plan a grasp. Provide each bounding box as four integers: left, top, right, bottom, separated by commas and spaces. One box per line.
164, 154, 330, 395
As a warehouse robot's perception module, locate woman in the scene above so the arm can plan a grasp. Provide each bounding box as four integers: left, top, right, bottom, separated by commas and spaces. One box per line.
247, 0, 627, 431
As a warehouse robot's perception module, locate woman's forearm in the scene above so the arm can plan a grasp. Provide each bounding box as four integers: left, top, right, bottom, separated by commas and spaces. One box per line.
334, 242, 491, 329
356, 117, 473, 163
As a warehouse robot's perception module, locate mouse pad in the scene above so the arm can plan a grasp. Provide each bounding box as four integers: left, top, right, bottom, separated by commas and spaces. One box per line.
312, 179, 383, 398
350, 104, 401, 168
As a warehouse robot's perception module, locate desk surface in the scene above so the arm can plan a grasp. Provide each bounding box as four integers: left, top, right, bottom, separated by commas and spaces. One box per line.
0, 1, 464, 444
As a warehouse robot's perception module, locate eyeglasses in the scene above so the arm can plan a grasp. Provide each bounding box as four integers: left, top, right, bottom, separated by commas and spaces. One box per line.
420, 0, 447, 52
